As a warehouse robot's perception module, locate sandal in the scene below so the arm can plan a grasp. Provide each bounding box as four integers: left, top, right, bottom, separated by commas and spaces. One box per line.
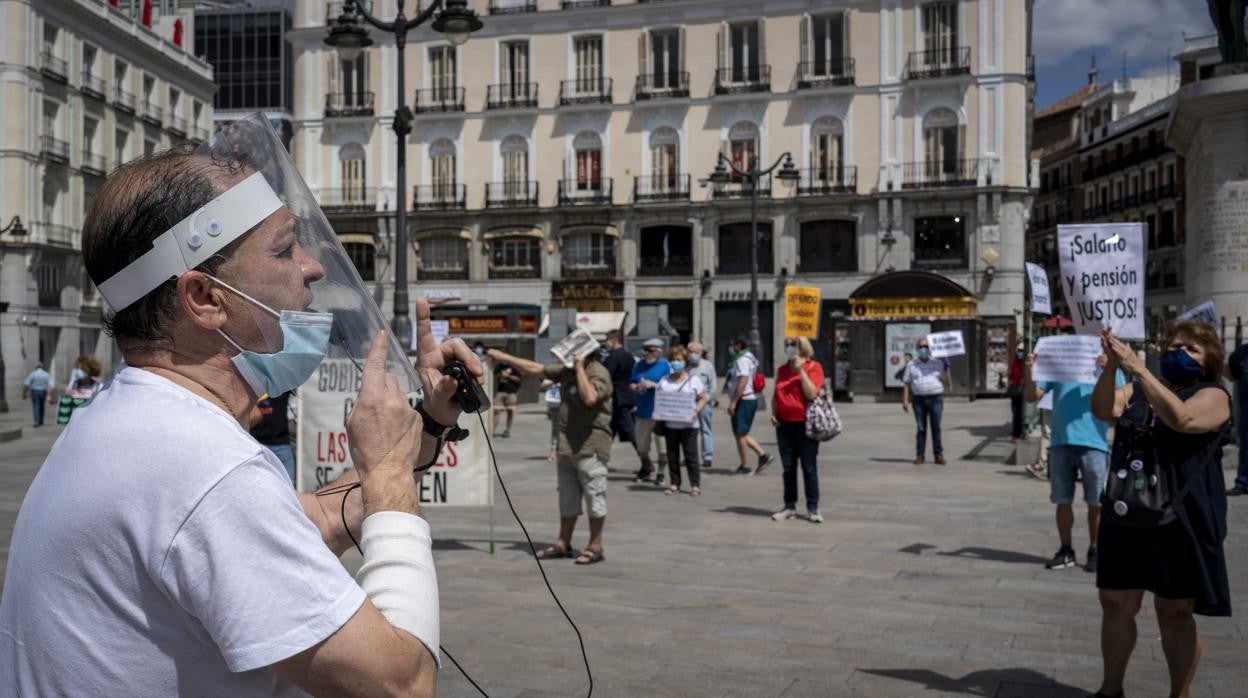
664, 485, 679, 495
534, 544, 575, 560
690, 487, 701, 497
574, 549, 605, 565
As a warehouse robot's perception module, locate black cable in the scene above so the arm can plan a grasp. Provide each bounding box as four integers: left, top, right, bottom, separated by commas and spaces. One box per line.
442, 645, 489, 697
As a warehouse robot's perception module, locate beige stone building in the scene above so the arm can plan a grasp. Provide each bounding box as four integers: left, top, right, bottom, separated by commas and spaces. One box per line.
0, 0, 214, 409
288, 0, 1034, 394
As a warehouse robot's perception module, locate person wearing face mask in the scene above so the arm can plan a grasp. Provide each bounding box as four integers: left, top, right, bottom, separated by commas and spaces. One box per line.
1088, 321, 1232, 698
655, 346, 709, 496
1008, 346, 1026, 442
630, 338, 672, 485
770, 337, 826, 523
901, 339, 950, 465
686, 341, 718, 468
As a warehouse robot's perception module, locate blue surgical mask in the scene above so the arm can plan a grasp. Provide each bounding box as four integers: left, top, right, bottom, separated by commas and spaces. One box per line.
1160, 349, 1203, 385
688, 352, 701, 365
209, 275, 334, 398
918, 347, 931, 360
670, 360, 686, 373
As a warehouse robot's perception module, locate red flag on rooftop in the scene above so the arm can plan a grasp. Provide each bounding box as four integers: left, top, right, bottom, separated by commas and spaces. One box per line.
141, 0, 152, 28
173, 18, 183, 47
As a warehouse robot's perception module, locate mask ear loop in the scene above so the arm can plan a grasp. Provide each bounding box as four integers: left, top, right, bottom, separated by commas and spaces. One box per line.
202, 272, 281, 320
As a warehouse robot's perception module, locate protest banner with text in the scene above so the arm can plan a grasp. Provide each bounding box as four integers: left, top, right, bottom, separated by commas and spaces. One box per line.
1057, 223, 1144, 339
1032, 335, 1103, 385
1177, 300, 1218, 328
784, 286, 822, 338
1025, 262, 1052, 315
926, 330, 966, 359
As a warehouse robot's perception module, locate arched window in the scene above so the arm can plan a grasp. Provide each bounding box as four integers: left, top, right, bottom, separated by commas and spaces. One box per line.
573, 131, 602, 192
648, 127, 680, 194
811, 116, 844, 184
501, 135, 529, 197
562, 230, 615, 278
429, 139, 457, 201
923, 108, 963, 180
342, 240, 376, 282
418, 235, 468, 280
489, 235, 541, 280
727, 121, 758, 178
339, 143, 367, 205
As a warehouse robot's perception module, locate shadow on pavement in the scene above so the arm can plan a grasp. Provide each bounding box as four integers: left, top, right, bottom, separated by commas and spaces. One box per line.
896, 543, 1048, 565
868, 457, 918, 464
957, 424, 1012, 437
856, 668, 1086, 696
711, 506, 774, 517
898, 543, 937, 555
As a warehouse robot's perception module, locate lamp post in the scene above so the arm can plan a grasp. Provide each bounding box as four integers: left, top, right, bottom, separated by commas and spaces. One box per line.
706, 153, 799, 361
325, 0, 481, 347
0, 215, 28, 412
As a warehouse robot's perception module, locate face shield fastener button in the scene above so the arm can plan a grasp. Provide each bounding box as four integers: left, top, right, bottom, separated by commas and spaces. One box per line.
186, 230, 204, 250
206, 219, 223, 237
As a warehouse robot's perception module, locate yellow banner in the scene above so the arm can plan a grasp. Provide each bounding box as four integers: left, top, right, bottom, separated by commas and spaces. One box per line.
849, 297, 978, 320
784, 285, 822, 338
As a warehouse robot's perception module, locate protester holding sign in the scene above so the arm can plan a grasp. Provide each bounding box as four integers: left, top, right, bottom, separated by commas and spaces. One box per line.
770, 337, 826, 523
902, 338, 950, 465
654, 346, 709, 496
1089, 321, 1231, 698
631, 338, 672, 486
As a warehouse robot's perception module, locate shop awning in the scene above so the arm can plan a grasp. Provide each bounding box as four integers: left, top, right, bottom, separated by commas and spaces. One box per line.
574, 311, 628, 338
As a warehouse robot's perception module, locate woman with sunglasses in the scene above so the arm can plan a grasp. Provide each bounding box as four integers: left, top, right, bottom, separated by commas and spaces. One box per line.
1089, 320, 1231, 698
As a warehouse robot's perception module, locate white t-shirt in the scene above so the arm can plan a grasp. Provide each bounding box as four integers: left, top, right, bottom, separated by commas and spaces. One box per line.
904, 358, 948, 396
0, 367, 367, 696
655, 374, 705, 429
729, 353, 759, 400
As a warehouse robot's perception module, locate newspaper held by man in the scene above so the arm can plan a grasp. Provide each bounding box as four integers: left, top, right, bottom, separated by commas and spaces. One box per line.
550, 329, 602, 368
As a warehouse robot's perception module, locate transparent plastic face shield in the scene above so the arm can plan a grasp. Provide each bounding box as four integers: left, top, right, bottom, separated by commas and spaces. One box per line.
95, 113, 420, 399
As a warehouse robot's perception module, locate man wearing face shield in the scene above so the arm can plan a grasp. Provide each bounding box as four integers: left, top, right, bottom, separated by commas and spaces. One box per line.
0, 117, 481, 696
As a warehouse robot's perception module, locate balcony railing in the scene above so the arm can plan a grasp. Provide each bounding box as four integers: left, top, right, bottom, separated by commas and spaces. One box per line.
1158, 182, 1177, 199
712, 175, 772, 199
796, 58, 855, 89
561, 0, 610, 7
714, 65, 771, 94
141, 101, 163, 127
418, 264, 469, 281
414, 86, 465, 113
900, 159, 981, 189
633, 174, 690, 202
487, 83, 539, 109
797, 166, 857, 196
490, 264, 542, 280
40, 50, 68, 82
113, 87, 136, 114
905, 47, 972, 79
638, 255, 693, 277
81, 72, 106, 100
559, 77, 612, 105
562, 262, 617, 280
413, 184, 466, 211
40, 135, 70, 164
81, 149, 107, 177
558, 178, 613, 206
1141, 188, 1157, 203
326, 1, 371, 22
1108, 199, 1124, 214
168, 113, 188, 136
325, 92, 375, 117
485, 181, 540, 208
319, 187, 378, 212
634, 72, 690, 100
488, 0, 536, 13
31, 222, 77, 247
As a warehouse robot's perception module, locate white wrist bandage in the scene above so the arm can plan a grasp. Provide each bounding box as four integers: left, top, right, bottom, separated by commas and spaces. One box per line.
355, 512, 442, 668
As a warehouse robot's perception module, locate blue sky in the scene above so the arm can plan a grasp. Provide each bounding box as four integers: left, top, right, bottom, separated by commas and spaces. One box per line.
1033, 0, 1214, 110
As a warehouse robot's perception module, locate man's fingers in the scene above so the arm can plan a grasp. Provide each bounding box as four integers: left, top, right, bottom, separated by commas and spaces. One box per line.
359, 331, 391, 398
414, 298, 441, 363
438, 338, 484, 381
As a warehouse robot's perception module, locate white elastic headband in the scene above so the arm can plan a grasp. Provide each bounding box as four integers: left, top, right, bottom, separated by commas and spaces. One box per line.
96, 171, 284, 312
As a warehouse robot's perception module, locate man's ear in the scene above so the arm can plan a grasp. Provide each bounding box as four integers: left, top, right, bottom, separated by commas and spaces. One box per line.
177, 271, 229, 332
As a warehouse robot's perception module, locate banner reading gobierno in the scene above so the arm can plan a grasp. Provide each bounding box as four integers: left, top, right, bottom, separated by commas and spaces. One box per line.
1057, 223, 1144, 340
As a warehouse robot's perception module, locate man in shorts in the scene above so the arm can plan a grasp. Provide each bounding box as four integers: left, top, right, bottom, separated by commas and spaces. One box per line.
726, 336, 772, 474
487, 347, 613, 565
1026, 352, 1122, 572
492, 355, 523, 437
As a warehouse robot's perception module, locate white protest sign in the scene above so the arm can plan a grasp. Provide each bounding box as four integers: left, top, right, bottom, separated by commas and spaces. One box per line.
926, 330, 966, 359
1177, 300, 1218, 327
1032, 335, 1103, 385
297, 359, 493, 507
1038, 391, 1053, 411
653, 389, 697, 426
410, 319, 451, 351
885, 323, 930, 388
1025, 262, 1052, 315
1057, 223, 1144, 339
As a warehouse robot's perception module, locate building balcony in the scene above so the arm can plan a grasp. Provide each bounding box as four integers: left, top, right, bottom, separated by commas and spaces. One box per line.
320, 187, 378, 213
113, 87, 136, 114
1141, 188, 1157, 203
30, 222, 77, 248
797, 166, 857, 196
488, 0, 536, 13
558, 178, 613, 206
81, 72, 106, 100
487, 83, 539, 109
561, 0, 610, 8
40, 135, 70, 165
712, 175, 772, 199
559, 77, 612, 105
796, 59, 855, 89
413, 184, 466, 211
905, 47, 972, 80
1158, 182, 1177, 199
633, 174, 690, 202
168, 113, 188, 136
637, 255, 692, 277
418, 264, 469, 281
900, 159, 983, 189
714, 66, 771, 94
414, 86, 465, 113
141, 102, 163, 127
562, 262, 616, 280
81, 150, 107, 177
40, 50, 68, 83
485, 181, 540, 208
326, 1, 371, 23
489, 264, 541, 280
635, 72, 690, 101
1108, 199, 1124, 214
325, 92, 375, 117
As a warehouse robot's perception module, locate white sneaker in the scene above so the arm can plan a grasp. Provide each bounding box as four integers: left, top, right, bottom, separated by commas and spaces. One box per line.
808, 510, 824, 524
771, 508, 797, 521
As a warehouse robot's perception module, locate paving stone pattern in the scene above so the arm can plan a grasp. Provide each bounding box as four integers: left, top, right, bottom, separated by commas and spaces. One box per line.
0, 397, 1243, 697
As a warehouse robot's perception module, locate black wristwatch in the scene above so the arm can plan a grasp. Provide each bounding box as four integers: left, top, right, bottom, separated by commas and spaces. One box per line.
413, 402, 469, 472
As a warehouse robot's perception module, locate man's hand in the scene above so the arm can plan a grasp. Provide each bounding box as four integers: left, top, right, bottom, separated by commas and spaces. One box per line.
413, 297, 483, 427
348, 332, 424, 517
728, 400, 738, 416
639, 379, 656, 391
902, 401, 910, 413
